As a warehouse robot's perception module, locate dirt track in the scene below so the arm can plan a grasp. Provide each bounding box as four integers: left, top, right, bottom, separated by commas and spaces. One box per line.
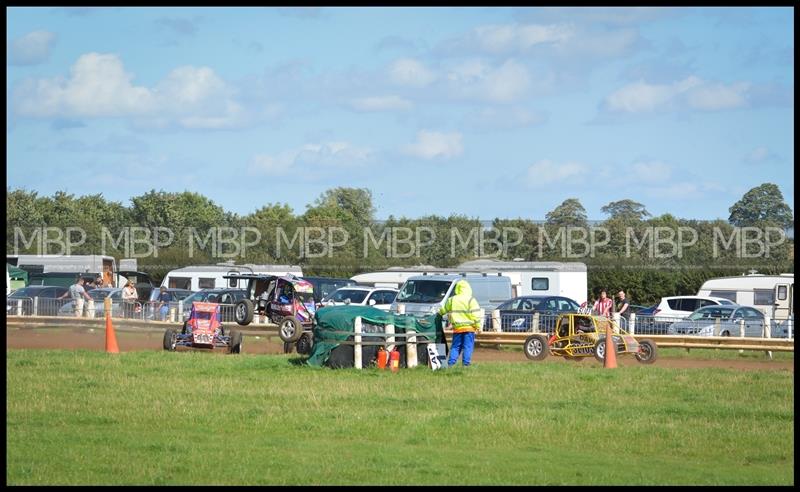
6, 326, 793, 371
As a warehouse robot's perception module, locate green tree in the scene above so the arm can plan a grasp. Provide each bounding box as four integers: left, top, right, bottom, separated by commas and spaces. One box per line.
728, 183, 793, 228
545, 198, 588, 228
601, 199, 651, 222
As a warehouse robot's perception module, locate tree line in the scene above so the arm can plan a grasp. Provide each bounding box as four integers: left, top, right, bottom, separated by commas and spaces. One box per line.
6, 183, 793, 306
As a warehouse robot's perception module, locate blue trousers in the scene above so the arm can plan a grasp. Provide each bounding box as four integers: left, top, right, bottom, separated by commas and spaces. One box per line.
448, 332, 475, 367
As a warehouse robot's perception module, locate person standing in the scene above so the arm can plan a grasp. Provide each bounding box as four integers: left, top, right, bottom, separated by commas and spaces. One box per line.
156, 286, 172, 321
593, 290, 613, 317
617, 290, 631, 329
59, 276, 92, 317
438, 279, 482, 367
122, 280, 138, 318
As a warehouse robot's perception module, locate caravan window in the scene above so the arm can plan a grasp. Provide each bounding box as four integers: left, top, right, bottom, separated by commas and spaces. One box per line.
199, 278, 215, 289
709, 290, 736, 302
168, 277, 191, 290
531, 278, 549, 291
777, 285, 787, 301
753, 289, 774, 305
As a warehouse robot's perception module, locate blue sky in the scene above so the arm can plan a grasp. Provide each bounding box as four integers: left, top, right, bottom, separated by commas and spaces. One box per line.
6, 6, 794, 221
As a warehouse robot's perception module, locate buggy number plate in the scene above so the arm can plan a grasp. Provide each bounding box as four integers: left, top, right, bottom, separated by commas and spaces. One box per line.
194, 333, 212, 344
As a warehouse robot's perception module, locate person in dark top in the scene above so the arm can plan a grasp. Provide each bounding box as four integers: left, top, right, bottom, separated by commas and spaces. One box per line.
156, 286, 173, 321
617, 290, 631, 329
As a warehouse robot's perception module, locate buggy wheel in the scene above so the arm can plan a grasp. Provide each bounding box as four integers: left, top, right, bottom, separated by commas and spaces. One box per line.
228, 330, 243, 354
635, 339, 657, 364
283, 341, 294, 354
235, 299, 254, 326
523, 335, 548, 361
279, 317, 303, 343
296, 333, 313, 355
593, 338, 612, 363
163, 328, 178, 351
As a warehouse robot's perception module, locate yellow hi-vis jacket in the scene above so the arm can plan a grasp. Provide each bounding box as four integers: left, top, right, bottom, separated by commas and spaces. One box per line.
438, 279, 481, 333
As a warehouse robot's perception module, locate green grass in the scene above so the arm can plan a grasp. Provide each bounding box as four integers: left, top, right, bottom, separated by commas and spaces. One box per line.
6, 350, 794, 485
492, 343, 795, 361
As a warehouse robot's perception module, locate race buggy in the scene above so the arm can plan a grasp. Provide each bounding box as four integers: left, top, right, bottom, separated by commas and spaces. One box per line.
227, 273, 316, 350
163, 301, 243, 353
522, 313, 657, 364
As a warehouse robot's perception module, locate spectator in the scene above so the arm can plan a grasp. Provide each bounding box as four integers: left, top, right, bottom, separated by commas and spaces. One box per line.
438, 279, 482, 367
122, 280, 139, 318
59, 277, 92, 317
593, 290, 613, 317
156, 286, 172, 321
617, 290, 631, 329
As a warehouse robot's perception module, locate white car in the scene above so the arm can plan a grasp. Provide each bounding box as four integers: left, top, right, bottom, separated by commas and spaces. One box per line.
320, 286, 398, 311
650, 295, 736, 320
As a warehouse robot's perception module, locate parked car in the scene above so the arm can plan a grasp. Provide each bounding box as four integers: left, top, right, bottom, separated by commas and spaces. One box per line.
668, 304, 771, 337
58, 287, 125, 317
7, 285, 69, 315
320, 286, 398, 311
146, 288, 195, 320
637, 296, 736, 334
301, 276, 357, 304
487, 295, 581, 332
179, 288, 248, 322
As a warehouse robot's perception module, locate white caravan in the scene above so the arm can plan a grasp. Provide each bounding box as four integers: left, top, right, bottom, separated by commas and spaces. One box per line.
696, 273, 794, 320
160, 264, 303, 292
8, 254, 119, 286
352, 259, 588, 305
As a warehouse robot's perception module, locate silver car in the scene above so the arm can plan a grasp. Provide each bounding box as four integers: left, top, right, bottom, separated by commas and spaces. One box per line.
668, 305, 771, 337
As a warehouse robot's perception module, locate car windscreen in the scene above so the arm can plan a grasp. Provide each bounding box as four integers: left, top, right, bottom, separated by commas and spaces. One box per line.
9, 287, 39, 298
315, 280, 355, 300
329, 289, 369, 304
688, 307, 735, 320
395, 280, 451, 304
88, 289, 112, 300
509, 297, 545, 310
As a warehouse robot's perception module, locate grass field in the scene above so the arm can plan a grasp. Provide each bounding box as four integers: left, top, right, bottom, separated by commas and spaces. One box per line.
6, 349, 794, 485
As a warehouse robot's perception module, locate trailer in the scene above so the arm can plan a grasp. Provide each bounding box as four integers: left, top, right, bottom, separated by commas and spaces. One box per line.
351, 259, 588, 305
7, 254, 119, 287
160, 263, 303, 291
696, 273, 794, 320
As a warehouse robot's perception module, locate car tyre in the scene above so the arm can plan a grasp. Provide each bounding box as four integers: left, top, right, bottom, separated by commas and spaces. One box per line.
593, 338, 610, 363
229, 330, 243, 354
235, 299, 254, 326
296, 333, 313, 355
279, 317, 304, 343
283, 341, 294, 354
635, 339, 657, 364
523, 335, 549, 361
163, 328, 177, 351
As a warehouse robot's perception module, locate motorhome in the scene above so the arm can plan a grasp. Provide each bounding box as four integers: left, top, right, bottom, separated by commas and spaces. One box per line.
696, 273, 794, 320
352, 259, 588, 305
7, 254, 119, 287
390, 273, 513, 316
160, 264, 303, 292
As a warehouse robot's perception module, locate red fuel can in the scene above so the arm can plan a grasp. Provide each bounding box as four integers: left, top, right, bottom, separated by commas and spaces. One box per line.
377, 347, 388, 369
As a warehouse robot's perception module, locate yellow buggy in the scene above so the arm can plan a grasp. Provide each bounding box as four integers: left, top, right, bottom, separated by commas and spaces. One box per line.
523, 313, 657, 364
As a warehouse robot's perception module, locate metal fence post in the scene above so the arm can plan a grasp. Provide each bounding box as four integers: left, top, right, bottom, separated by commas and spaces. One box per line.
532, 313, 540, 333
629, 313, 636, 335
763, 315, 773, 360
16, 299, 23, 316
407, 327, 418, 368
386, 323, 395, 353
354, 316, 363, 369
491, 309, 500, 332
738, 319, 745, 354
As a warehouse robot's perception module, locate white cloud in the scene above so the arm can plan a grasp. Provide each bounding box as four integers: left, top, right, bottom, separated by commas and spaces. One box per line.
349, 95, 412, 112
12, 52, 246, 129
475, 23, 574, 53
403, 130, 463, 160
743, 146, 779, 164
389, 58, 437, 87
445, 59, 531, 103
249, 141, 373, 175
526, 160, 586, 188
604, 76, 751, 114
465, 106, 546, 130
7, 30, 57, 66
631, 161, 671, 183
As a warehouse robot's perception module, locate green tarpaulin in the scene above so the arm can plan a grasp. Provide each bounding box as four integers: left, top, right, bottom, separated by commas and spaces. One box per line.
307, 305, 445, 368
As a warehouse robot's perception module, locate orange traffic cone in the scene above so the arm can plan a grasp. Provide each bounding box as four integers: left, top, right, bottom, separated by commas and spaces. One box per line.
105, 312, 120, 354
604, 320, 617, 369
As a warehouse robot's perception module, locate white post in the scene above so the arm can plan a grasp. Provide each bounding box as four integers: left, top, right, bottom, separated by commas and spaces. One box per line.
532, 313, 540, 333
713, 317, 721, 336
15, 299, 22, 316
86, 299, 95, 319
169, 306, 177, 323
763, 315, 773, 360
397, 304, 406, 315
406, 327, 418, 368
32, 297, 39, 316
177, 301, 184, 321
612, 313, 621, 334
629, 313, 636, 335
788, 316, 793, 339
738, 318, 745, 354
477, 308, 485, 333
354, 316, 363, 369
386, 323, 396, 353
491, 309, 501, 332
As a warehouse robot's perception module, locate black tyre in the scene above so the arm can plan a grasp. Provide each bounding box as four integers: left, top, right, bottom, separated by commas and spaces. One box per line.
296, 333, 313, 355
523, 335, 549, 361
593, 337, 615, 363
163, 328, 177, 351
229, 330, 243, 354
721, 330, 730, 337
635, 339, 657, 364
234, 299, 254, 326
279, 317, 303, 343
283, 341, 294, 354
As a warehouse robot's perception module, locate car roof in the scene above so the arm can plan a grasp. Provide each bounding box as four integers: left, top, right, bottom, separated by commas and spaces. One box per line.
664, 295, 733, 302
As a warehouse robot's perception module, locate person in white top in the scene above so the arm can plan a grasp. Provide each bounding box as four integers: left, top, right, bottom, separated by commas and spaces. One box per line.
122, 280, 139, 318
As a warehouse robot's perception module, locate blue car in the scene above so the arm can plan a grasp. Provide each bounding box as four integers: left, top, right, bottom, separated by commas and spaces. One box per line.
486, 295, 581, 332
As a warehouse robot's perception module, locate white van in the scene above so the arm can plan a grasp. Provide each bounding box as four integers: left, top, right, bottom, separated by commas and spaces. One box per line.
390, 273, 512, 316
696, 273, 794, 320
160, 264, 303, 292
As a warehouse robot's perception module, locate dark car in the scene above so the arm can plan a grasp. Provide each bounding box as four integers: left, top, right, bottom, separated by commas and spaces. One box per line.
180, 288, 248, 322
7, 285, 70, 316
301, 276, 357, 304
628, 304, 674, 334
487, 295, 581, 332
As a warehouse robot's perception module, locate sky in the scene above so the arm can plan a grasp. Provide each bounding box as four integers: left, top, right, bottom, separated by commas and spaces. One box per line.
6, 6, 795, 222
